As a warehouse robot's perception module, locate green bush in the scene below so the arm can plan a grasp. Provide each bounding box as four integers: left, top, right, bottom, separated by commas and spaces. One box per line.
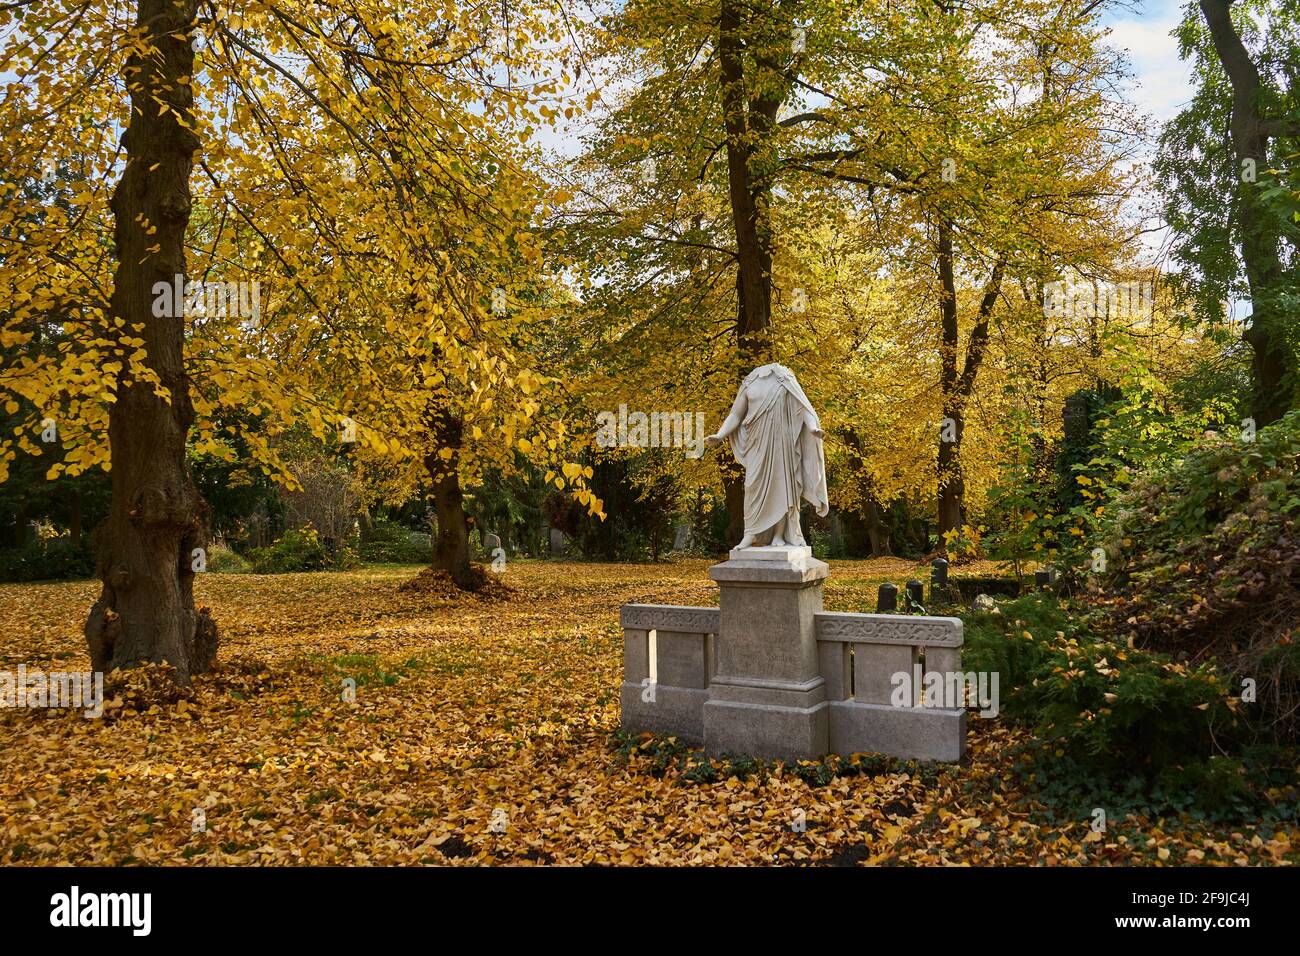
207, 546, 251, 574
247, 528, 357, 574
358, 519, 430, 564
961, 593, 1065, 691
1048, 372, 1234, 587
1017, 746, 1297, 823
962, 593, 1298, 821
1092, 407, 1300, 738
964, 594, 1236, 774
1011, 628, 1234, 774
0, 539, 95, 582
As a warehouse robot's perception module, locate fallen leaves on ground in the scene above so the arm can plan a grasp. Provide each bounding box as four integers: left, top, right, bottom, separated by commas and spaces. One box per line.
0, 559, 1295, 865
397, 566, 512, 600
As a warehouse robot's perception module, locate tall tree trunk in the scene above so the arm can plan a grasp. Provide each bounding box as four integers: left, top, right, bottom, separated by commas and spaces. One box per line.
425, 407, 476, 589
1200, 0, 1294, 425
864, 495, 892, 558
719, 0, 787, 548
723, 465, 745, 550
720, 1, 774, 341
84, 0, 217, 683
936, 224, 965, 537
936, 224, 1004, 538
842, 428, 893, 557
936, 413, 966, 537
1029, 278, 1051, 465
15, 501, 30, 547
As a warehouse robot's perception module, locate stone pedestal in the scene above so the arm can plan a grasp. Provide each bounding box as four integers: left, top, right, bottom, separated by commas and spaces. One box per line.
703, 546, 829, 761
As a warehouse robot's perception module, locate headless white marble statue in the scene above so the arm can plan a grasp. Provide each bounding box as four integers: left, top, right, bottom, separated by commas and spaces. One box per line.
704, 364, 829, 548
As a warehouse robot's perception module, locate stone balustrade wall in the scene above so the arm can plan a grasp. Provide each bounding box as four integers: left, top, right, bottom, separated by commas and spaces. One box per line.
813, 612, 966, 761
619, 604, 719, 744
619, 603, 966, 761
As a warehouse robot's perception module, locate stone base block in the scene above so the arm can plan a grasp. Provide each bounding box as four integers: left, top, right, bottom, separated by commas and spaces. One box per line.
710, 552, 828, 585
828, 701, 966, 762
620, 681, 707, 744
703, 698, 829, 762
727, 544, 813, 563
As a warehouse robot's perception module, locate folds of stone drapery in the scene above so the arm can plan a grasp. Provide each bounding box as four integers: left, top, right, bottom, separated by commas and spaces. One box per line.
734, 386, 827, 539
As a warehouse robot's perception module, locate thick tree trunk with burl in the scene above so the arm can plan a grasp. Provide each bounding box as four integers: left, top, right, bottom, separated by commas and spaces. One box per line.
425, 409, 476, 590
1200, 0, 1296, 425
84, 0, 217, 683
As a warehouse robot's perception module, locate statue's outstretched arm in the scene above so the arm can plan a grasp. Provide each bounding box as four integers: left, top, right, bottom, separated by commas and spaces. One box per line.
704, 388, 748, 446
806, 412, 825, 440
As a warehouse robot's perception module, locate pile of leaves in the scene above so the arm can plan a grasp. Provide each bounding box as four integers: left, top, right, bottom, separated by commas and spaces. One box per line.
1091, 409, 1300, 738
398, 566, 512, 600
100, 661, 196, 720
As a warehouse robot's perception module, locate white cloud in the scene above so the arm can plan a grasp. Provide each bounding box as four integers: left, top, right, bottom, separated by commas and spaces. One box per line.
1103, 0, 1197, 126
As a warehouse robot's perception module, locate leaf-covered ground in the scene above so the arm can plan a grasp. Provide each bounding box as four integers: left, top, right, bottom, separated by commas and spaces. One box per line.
1, 559, 1295, 865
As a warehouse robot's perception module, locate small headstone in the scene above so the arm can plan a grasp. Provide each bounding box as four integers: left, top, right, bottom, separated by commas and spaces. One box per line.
672, 523, 693, 552
905, 579, 925, 612
877, 583, 898, 612
932, 557, 949, 586
1034, 569, 1051, 589
483, 532, 502, 554
549, 527, 568, 555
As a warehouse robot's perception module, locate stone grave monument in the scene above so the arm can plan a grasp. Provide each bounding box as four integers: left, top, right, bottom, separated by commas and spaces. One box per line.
619, 364, 968, 762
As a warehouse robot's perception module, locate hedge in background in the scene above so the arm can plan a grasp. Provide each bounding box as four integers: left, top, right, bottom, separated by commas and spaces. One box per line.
0, 539, 94, 582
247, 528, 358, 574
357, 519, 431, 564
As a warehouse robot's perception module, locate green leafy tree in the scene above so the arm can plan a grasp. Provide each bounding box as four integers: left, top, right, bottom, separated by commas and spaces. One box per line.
1156, 0, 1300, 425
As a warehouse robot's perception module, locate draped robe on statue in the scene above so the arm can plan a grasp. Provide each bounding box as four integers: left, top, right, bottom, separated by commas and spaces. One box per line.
727, 365, 829, 543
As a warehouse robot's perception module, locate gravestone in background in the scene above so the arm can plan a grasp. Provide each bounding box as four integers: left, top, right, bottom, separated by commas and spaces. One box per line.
672, 524, 693, 552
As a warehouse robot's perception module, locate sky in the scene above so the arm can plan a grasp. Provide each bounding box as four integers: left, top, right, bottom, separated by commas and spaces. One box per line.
1100, 0, 1200, 267
1103, 0, 1198, 128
